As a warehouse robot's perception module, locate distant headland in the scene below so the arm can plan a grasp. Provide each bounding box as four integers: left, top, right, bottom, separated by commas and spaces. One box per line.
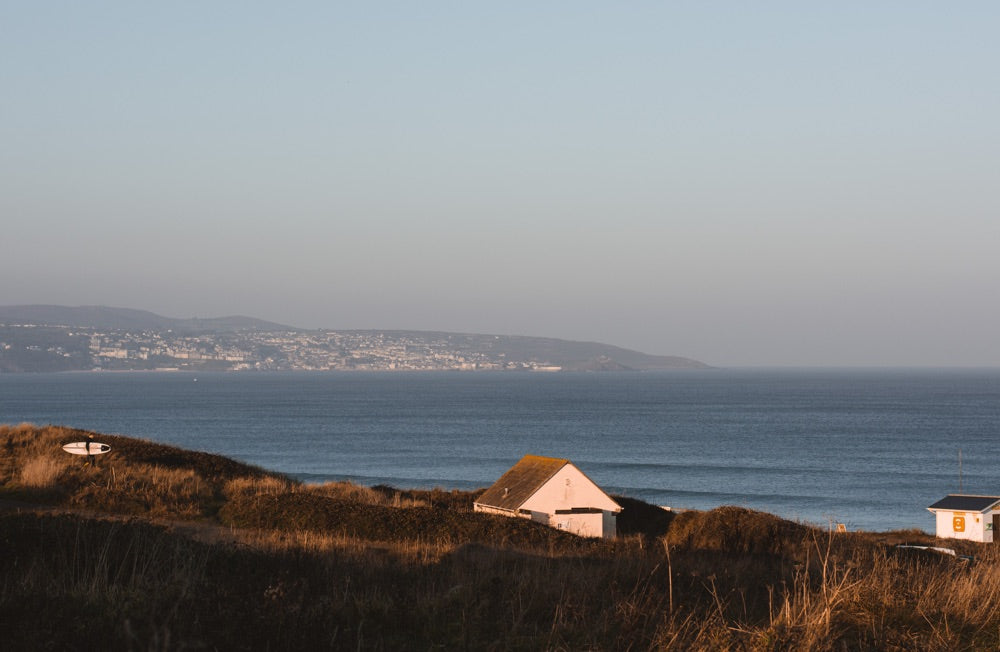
0, 304, 709, 373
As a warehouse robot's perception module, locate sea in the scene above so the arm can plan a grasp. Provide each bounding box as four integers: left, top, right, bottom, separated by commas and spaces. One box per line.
2, 368, 998, 533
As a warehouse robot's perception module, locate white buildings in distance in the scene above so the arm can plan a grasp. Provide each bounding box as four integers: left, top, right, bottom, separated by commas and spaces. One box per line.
0, 325, 564, 372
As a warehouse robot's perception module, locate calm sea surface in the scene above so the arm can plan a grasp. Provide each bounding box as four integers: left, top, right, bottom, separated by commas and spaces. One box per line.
2, 369, 998, 532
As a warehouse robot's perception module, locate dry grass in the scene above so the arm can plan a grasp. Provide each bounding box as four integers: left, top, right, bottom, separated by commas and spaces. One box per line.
19, 455, 69, 488
2, 423, 70, 482
224, 474, 294, 497
237, 526, 459, 565
2, 423, 283, 517
4, 423, 1000, 651
68, 462, 217, 517
306, 480, 430, 508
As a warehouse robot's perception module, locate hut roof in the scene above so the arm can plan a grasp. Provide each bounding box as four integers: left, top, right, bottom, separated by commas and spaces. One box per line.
927, 494, 1000, 513
476, 454, 569, 511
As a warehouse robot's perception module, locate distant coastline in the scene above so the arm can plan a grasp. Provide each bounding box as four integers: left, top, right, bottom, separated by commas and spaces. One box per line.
0, 304, 709, 374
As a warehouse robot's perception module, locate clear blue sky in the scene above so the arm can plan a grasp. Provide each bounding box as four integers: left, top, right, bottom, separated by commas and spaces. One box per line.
3, 2, 998, 366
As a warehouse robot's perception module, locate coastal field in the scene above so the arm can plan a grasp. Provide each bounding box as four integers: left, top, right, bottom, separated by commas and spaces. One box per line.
2, 424, 999, 650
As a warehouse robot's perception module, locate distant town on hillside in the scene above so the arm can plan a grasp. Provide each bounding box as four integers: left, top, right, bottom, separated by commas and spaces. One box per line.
0, 305, 708, 373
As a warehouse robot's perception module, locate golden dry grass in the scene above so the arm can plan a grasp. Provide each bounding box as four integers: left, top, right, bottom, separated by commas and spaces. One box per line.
18, 455, 69, 488
305, 480, 430, 508
4, 423, 1000, 651
224, 474, 294, 497
2, 423, 283, 517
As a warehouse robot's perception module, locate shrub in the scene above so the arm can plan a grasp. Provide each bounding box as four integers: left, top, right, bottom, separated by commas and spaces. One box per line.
19, 455, 68, 488
664, 505, 812, 556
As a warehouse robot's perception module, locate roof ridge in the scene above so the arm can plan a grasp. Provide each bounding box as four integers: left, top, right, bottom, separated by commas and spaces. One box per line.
521, 453, 569, 464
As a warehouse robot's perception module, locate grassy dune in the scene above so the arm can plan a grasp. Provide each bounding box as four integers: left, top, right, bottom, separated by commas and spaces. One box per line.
2, 424, 999, 650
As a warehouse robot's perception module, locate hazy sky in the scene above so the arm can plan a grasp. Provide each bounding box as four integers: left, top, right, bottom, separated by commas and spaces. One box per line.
3, 3, 998, 366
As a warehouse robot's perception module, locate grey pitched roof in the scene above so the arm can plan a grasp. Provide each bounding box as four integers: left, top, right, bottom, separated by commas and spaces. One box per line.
927, 494, 1000, 512
475, 454, 569, 511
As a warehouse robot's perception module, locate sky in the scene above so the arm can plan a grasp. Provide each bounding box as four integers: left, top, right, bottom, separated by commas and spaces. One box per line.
2, 2, 998, 366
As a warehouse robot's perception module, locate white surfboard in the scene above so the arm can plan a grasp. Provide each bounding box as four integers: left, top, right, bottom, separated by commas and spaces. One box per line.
62, 441, 111, 456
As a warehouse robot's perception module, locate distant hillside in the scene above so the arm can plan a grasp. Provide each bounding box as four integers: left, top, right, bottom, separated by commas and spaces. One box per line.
0, 305, 709, 371
361, 330, 709, 370
0, 305, 294, 333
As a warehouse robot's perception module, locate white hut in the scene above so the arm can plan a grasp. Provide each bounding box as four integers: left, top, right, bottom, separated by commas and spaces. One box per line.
474, 454, 622, 539
927, 494, 1000, 542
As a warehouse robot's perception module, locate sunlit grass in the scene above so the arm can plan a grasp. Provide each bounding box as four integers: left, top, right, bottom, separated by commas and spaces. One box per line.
3, 423, 999, 650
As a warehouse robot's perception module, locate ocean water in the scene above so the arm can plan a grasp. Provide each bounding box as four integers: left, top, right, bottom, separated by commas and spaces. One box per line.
2, 369, 998, 532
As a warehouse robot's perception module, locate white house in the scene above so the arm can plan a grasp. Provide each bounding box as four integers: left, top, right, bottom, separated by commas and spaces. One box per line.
474, 454, 622, 539
927, 494, 1000, 543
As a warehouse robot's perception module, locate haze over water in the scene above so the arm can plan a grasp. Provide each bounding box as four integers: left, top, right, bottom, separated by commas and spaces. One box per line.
4, 368, 997, 533
4, 4, 999, 367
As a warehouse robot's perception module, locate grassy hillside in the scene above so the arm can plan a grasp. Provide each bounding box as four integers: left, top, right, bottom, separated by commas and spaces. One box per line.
2, 424, 998, 650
